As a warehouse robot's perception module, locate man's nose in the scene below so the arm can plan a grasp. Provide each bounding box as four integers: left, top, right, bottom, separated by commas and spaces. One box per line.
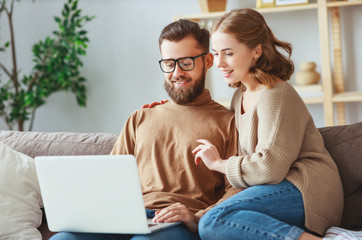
173, 63, 186, 76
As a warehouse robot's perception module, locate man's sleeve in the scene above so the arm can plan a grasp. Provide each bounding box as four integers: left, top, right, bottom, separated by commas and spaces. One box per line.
110, 112, 138, 155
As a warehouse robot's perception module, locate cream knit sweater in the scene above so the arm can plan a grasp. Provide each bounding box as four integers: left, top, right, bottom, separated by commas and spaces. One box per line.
226, 82, 343, 235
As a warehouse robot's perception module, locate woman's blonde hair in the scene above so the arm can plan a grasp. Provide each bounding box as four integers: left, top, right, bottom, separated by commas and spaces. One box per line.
211, 8, 294, 88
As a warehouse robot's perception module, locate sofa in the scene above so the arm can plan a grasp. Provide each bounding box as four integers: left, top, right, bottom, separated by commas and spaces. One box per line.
0, 121, 361, 239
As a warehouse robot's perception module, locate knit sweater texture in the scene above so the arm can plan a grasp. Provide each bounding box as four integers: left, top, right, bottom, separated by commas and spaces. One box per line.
111, 89, 240, 220
226, 81, 344, 235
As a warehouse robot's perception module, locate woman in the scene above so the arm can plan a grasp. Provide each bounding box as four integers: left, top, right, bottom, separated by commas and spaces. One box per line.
191, 8, 351, 240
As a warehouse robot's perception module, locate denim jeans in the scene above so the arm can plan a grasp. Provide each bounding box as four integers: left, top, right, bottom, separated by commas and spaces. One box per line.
50, 209, 200, 240
198, 180, 306, 240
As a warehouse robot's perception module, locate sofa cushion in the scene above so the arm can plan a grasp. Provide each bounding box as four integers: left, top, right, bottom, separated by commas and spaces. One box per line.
0, 131, 118, 158
319, 122, 362, 230
0, 142, 42, 239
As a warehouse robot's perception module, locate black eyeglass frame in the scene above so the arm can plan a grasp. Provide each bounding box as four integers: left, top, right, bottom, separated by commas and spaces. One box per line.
158, 52, 209, 73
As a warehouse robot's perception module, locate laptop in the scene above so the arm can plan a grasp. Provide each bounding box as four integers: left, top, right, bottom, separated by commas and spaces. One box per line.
34, 154, 180, 234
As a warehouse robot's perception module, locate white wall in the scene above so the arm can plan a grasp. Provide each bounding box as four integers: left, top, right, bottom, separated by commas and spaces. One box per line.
1, 0, 361, 133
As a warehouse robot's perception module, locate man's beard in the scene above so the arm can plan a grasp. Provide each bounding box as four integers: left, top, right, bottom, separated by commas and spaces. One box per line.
164, 69, 206, 105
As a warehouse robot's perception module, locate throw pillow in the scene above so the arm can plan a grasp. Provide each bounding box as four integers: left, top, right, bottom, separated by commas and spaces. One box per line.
0, 142, 42, 240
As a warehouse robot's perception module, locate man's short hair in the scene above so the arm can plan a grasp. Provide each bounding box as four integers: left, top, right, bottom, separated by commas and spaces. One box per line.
159, 19, 210, 53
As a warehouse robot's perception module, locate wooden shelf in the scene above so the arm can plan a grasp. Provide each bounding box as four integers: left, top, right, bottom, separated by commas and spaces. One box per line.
293, 84, 323, 92
174, 1, 362, 21
174, 4, 318, 21
173, 11, 224, 21
216, 91, 362, 107
176, 0, 362, 125
292, 84, 324, 104
258, 3, 317, 13
327, 0, 362, 8
215, 93, 325, 107
333, 91, 362, 103
302, 95, 325, 104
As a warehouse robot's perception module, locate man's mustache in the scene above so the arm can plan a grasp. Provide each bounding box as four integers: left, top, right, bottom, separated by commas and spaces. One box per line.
170, 76, 190, 82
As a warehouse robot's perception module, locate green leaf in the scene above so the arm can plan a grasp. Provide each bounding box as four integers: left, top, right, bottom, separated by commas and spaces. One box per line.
78, 30, 87, 35
73, 9, 81, 18
85, 15, 96, 22
54, 16, 61, 23
24, 93, 34, 107
71, 1, 78, 11
64, 3, 69, 14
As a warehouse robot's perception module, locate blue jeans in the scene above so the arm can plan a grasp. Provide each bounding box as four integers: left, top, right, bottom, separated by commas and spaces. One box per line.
198, 180, 306, 240
50, 210, 200, 240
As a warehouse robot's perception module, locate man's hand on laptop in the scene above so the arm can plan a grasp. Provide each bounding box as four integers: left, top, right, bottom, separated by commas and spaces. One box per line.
152, 202, 198, 233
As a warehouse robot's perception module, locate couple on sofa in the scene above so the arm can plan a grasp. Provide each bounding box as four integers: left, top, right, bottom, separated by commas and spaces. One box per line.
51, 9, 361, 240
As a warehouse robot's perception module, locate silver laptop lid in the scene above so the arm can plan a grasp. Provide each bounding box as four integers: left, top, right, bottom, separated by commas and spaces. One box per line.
35, 155, 150, 234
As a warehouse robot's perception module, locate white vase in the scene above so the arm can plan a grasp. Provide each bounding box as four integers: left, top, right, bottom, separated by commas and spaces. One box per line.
295, 62, 321, 85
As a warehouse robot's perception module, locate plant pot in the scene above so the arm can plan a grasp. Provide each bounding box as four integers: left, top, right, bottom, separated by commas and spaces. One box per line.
198, 0, 227, 13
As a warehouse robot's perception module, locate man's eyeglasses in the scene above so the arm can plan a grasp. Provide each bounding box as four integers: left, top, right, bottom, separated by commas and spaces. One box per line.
158, 52, 208, 73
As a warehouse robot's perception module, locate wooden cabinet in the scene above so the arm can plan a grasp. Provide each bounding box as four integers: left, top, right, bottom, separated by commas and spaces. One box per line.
174, 0, 362, 126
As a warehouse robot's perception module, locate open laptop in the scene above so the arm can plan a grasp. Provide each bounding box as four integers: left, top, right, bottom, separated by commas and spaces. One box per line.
34, 154, 180, 234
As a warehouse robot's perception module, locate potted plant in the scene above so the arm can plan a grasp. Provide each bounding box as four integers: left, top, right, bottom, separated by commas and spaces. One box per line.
0, 0, 94, 131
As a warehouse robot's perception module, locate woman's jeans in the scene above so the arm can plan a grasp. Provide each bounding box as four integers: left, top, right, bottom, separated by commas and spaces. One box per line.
50, 210, 200, 240
198, 180, 306, 240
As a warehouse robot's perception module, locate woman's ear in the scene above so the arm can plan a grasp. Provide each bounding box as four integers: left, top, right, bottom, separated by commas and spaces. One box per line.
254, 44, 263, 59
205, 53, 214, 69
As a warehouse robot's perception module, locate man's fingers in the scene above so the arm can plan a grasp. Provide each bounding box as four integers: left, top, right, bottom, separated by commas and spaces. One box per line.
153, 204, 185, 223
154, 210, 177, 223
163, 214, 186, 223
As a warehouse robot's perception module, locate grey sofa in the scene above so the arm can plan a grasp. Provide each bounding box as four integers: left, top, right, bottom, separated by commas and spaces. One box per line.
0, 121, 361, 239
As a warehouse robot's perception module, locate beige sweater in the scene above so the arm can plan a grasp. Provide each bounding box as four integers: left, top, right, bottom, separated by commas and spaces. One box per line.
226, 82, 343, 235
111, 90, 240, 220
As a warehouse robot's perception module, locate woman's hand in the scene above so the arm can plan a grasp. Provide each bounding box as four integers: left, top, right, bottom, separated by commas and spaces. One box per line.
192, 139, 227, 174
152, 203, 198, 233
142, 100, 169, 109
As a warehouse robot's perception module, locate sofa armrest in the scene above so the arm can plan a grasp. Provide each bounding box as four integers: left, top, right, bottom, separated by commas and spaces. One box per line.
319, 122, 362, 230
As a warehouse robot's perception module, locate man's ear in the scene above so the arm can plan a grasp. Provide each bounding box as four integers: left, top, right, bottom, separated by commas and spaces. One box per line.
205, 53, 214, 69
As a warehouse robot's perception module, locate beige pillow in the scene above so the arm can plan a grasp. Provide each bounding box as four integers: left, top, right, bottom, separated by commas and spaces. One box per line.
0, 142, 42, 240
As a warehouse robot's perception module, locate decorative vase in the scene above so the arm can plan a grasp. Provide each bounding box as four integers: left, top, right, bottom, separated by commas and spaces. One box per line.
295, 61, 321, 85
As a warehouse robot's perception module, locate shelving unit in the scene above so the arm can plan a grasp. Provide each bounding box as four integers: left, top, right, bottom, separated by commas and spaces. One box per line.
174, 0, 362, 126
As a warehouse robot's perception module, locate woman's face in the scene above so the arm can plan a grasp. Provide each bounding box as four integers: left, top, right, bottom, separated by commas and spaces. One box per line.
211, 31, 257, 86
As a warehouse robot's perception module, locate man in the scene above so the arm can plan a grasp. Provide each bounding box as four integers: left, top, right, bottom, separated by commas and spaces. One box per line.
50, 19, 239, 240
